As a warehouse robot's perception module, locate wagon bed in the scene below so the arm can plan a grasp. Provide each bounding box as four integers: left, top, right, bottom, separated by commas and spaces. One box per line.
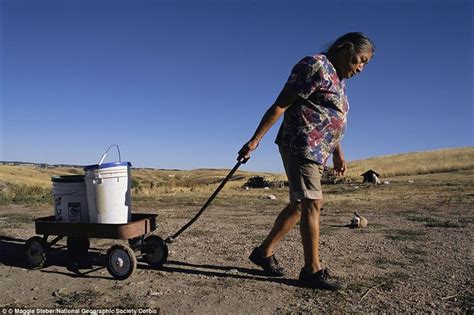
25, 213, 168, 280
34, 213, 157, 239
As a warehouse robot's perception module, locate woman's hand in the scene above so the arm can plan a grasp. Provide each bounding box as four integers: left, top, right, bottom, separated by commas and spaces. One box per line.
238, 138, 260, 161
333, 151, 347, 176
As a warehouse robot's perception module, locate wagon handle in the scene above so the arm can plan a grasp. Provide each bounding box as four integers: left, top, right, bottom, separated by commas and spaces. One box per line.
165, 157, 248, 244
98, 145, 121, 165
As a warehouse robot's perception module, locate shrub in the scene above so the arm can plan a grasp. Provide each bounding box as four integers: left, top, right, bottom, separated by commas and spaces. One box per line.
131, 178, 140, 188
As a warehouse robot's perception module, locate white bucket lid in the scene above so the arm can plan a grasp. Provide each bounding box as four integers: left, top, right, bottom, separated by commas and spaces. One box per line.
83, 161, 132, 171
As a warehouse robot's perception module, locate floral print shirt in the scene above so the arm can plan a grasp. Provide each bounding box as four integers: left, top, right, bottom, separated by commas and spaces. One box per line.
275, 54, 349, 165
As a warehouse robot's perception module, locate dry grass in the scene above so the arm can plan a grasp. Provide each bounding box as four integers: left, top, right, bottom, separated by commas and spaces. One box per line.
1, 146, 472, 205
0, 165, 80, 186
1, 153, 473, 313
346, 147, 474, 179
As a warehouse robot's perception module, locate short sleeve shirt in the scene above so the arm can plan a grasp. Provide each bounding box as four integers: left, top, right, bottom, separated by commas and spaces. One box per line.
275, 54, 349, 165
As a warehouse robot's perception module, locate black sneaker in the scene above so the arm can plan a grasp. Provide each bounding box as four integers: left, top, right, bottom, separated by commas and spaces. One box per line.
249, 247, 285, 277
299, 268, 347, 291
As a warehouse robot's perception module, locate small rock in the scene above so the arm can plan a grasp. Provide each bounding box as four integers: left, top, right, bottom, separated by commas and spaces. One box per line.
267, 194, 277, 200
149, 291, 162, 297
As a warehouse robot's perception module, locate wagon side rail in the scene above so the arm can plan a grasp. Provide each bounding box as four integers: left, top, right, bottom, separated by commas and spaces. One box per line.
34, 213, 157, 239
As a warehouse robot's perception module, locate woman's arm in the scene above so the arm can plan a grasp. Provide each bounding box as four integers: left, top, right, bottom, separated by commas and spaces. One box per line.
238, 86, 298, 159
332, 142, 347, 176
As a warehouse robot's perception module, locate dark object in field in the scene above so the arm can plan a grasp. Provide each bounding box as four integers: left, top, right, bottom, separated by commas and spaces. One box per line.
244, 176, 270, 188
361, 170, 381, 184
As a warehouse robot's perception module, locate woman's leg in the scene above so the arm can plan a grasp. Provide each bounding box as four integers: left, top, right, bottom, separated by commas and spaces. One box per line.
300, 198, 322, 273
259, 200, 302, 257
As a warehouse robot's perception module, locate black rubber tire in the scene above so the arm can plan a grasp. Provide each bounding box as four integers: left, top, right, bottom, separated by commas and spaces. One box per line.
141, 235, 168, 268
128, 237, 143, 251
25, 236, 47, 268
67, 237, 90, 261
106, 244, 137, 280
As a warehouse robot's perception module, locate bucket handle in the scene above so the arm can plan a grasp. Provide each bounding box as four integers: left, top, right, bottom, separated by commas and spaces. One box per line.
98, 145, 121, 165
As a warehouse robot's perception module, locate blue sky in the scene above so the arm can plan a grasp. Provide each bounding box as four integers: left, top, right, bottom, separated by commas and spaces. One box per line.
1, 0, 472, 172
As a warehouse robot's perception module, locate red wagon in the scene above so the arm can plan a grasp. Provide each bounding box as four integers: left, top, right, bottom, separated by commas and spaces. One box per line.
25, 157, 248, 281
25, 213, 168, 280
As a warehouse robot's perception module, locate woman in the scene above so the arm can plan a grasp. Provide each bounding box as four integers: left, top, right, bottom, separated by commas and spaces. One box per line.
238, 32, 374, 291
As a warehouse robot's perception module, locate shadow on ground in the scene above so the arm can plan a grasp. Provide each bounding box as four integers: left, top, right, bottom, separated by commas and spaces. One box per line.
0, 236, 300, 287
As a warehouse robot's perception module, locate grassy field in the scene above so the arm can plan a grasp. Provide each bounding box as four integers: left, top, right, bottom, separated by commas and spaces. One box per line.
0, 146, 473, 205
0, 147, 472, 313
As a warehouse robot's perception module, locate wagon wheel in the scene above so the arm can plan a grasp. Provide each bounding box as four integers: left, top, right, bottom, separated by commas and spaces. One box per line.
141, 235, 168, 268
128, 237, 143, 251
106, 244, 137, 280
25, 236, 47, 268
67, 237, 90, 261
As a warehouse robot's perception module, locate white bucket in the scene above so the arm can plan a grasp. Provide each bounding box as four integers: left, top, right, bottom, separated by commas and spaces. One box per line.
52, 175, 89, 223
84, 146, 132, 224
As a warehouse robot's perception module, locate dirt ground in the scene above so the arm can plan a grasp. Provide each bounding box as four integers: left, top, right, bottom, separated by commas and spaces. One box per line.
1, 169, 473, 314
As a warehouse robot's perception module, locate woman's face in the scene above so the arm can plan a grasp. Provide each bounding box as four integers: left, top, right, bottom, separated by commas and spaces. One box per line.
338, 50, 373, 80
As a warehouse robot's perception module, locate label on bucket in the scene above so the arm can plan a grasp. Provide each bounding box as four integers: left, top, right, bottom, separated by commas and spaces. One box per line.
54, 197, 82, 223
68, 202, 82, 222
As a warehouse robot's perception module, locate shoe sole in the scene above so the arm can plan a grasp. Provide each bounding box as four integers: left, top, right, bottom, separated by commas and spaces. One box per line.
299, 278, 346, 291
249, 254, 285, 277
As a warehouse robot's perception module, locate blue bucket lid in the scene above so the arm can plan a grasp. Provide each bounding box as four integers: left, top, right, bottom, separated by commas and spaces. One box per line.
84, 161, 132, 171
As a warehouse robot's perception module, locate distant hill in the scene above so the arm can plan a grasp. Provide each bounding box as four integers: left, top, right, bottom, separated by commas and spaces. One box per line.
0, 161, 84, 168
1, 147, 473, 189
345, 147, 474, 178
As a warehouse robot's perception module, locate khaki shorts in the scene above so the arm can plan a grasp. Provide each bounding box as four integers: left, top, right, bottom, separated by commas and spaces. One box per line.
279, 147, 324, 201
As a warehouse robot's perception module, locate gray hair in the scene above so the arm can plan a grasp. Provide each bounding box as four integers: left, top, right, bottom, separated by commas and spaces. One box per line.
324, 32, 375, 57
